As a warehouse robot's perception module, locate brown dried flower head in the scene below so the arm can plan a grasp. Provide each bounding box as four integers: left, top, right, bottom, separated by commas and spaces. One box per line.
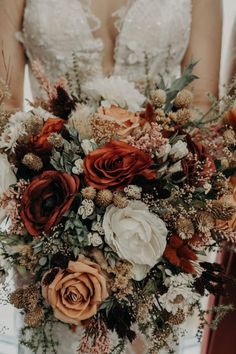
176, 108, 192, 125
176, 216, 195, 239
25, 116, 44, 136
113, 192, 129, 209
9, 289, 25, 309
151, 89, 167, 107
174, 89, 193, 108
196, 212, 215, 233
95, 190, 113, 207
81, 187, 97, 200
24, 306, 44, 327
22, 153, 43, 171
47, 132, 64, 148
209, 200, 236, 221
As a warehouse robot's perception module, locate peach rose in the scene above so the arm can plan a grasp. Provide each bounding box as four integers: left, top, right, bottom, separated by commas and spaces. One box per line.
96, 106, 140, 137
41, 256, 108, 324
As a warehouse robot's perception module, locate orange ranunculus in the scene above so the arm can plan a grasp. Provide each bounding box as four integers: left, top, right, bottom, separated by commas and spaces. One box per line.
30, 118, 65, 153
41, 256, 108, 324
95, 105, 141, 137
83, 140, 156, 190
21, 171, 80, 236
224, 108, 236, 131
164, 234, 198, 273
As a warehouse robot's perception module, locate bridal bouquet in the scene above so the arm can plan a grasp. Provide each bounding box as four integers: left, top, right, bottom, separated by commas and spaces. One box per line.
0, 63, 236, 354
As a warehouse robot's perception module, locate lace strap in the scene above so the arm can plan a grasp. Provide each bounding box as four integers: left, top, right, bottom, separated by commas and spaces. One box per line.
80, 0, 101, 32
112, 0, 136, 32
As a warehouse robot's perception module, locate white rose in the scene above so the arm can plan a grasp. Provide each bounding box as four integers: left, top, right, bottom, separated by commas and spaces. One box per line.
81, 139, 96, 155
170, 141, 188, 161
0, 154, 17, 223
103, 201, 168, 280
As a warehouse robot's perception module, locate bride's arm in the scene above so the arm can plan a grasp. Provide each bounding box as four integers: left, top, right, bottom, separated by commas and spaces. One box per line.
225, 18, 236, 86
182, 0, 222, 112
0, 0, 26, 110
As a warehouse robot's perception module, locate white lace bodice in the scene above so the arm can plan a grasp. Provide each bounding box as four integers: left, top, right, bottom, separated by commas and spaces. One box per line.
18, 0, 192, 97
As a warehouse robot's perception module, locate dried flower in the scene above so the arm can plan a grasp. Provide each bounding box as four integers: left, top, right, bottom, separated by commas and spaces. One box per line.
151, 89, 167, 107
223, 129, 236, 145
25, 115, 44, 136
176, 108, 192, 125
47, 132, 64, 148
9, 289, 25, 309
209, 201, 236, 220
113, 192, 128, 209
196, 212, 215, 233
81, 187, 97, 200
22, 153, 43, 171
124, 185, 142, 199
95, 190, 113, 207
174, 89, 193, 108
168, 309, 185, 325
23, 286, 40, 311
24, 306, 44, 327
176, 216, 195, 239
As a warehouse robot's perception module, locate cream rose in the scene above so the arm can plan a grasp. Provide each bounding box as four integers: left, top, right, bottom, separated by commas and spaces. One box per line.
41, 256, 108, 324
103, 201, 168, 280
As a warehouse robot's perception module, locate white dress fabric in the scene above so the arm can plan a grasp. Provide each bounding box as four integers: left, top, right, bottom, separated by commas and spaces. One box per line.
17, 1, 192, 353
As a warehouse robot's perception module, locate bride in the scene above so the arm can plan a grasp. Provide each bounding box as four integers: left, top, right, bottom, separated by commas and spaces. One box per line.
0, 1, 222, 353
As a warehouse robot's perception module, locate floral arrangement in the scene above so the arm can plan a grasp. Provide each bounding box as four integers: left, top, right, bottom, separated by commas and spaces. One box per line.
0, 64, 236, 354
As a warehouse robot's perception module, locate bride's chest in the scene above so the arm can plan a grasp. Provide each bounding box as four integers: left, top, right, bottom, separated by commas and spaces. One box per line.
21, 0, 192, 84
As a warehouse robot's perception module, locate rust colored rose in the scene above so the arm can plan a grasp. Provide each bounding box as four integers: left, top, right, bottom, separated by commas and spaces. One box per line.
224, 108, 236, 131
21, 171, 80, 236
83, 140, 156, 190
41, 256, 108, 324
181, 135, 215, 186
30, 118, 65, 153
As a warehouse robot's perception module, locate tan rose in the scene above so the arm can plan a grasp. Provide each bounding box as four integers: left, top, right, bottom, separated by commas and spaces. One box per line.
96, 105, 141, 137
41, 256, 108, 324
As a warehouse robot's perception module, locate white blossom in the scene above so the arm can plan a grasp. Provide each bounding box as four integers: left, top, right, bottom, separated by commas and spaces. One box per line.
88, 232, 103, 247
78, 199, 95, 219
72, 159, 84, 175
170, 141, 189, 161
91, 217, 105, 235
124, 185, 142, 199
81, 139, 96, 155
159, 273, 200, 315
0, 111, 31, 151
83, 76, 146, 112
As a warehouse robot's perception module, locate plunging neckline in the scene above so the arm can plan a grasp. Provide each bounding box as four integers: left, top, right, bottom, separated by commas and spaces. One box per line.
79, 0, 137, 77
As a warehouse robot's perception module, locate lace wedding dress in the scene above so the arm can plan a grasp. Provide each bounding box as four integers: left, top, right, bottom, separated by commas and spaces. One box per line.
17, 1, 192, 353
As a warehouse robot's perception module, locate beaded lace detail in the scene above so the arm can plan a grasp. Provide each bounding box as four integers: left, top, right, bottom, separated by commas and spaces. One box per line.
19, 0, 192, 97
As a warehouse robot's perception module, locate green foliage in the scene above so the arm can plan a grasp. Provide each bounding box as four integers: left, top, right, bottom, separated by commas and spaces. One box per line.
163, 61, 198, 112
50, 140, 81, 173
